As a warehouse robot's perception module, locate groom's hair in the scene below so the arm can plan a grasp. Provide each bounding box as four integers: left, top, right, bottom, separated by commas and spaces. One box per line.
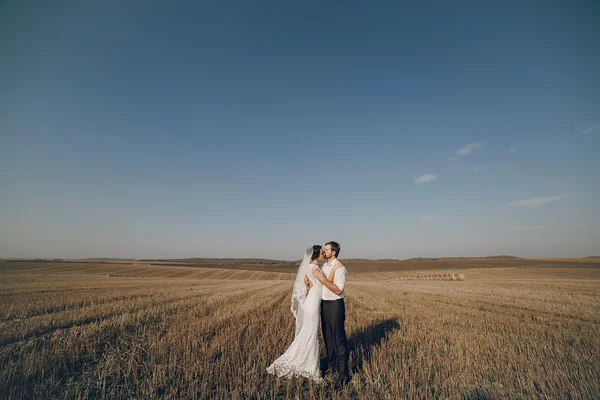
326, 241, 340, 257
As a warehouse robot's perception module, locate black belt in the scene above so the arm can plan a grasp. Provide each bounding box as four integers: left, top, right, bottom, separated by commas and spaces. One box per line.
322, 298, 344, 303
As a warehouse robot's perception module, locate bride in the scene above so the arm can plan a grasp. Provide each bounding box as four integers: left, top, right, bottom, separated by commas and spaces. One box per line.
266, 245, 335, 381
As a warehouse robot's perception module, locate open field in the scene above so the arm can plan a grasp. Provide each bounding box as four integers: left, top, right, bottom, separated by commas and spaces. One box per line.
1, 261, 599, 399
6, 256, 600, 275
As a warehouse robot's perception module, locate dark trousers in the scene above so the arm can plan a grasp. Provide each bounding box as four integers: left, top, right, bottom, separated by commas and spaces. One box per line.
321, 298, 349, 378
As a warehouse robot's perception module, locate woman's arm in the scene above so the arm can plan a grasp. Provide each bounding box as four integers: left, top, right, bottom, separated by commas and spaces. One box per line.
306, 274, 314, 290
311, 266, 344, 296
327, 265, 341, 282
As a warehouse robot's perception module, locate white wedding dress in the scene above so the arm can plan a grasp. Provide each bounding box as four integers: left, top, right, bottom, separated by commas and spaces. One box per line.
267, 263, 322, 381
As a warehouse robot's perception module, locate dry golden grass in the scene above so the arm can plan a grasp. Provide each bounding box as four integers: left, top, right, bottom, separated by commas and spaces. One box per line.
0, 262, 295, 281
1, 262, 599, 399
15, 256, 599, 275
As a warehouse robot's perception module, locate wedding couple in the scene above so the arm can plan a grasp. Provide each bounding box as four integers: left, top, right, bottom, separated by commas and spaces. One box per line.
267, 241, 349, 386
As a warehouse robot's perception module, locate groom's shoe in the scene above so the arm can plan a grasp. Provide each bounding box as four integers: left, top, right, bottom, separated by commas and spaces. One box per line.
328, 362, 338, 374
323, 363, 337, 379
323, 369, 337, 382
333, 375, 349, 391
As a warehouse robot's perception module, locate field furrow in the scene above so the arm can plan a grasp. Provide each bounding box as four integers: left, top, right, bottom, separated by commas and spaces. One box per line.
1, 264, 599, 399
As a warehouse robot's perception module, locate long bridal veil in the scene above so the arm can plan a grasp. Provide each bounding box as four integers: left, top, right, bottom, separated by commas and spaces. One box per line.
291, 246, 313, 337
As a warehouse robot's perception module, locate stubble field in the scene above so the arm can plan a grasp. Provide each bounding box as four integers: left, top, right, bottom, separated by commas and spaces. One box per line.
1, 261, 599, 399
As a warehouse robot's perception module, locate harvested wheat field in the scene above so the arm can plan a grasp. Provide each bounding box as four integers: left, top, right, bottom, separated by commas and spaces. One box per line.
1, 261, 599, 399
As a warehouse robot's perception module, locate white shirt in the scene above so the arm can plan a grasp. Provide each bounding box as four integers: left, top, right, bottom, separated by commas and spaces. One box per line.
320, 259, 347, 300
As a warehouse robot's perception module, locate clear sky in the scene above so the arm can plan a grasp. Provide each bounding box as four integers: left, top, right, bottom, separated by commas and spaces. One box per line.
1, 1, 599, 260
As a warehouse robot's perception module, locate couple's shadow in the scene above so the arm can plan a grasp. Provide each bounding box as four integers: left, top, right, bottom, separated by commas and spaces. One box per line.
320, 319, 401, 376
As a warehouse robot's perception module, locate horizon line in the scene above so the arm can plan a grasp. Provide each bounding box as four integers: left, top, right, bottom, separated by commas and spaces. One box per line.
2, 255, 599, 262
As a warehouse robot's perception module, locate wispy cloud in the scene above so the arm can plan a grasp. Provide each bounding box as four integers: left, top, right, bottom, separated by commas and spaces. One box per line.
508, 193, 574, 208
512, 223, 584, 231
580, 124, 600, 135
419, 214, 436, 220
471, 166, 486, 172
509, 148, 515, 153
456, 142, 482, 157
413, 174, 437, 184
510, 225, 545, 231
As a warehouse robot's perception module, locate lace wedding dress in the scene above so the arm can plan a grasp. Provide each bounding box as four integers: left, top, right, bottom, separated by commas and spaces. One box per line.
266, 265, 322, 381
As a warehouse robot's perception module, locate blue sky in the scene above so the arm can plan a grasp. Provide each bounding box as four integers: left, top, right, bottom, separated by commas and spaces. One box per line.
1, 1, 599, 259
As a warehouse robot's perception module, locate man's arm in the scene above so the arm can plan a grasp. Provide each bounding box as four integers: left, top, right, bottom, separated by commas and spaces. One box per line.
311, 266, 344, 296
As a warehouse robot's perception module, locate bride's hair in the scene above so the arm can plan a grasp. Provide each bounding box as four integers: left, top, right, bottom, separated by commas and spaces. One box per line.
310, 245, 322, 260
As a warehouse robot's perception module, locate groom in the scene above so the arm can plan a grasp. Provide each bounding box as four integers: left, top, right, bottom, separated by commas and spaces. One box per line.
309, 241, 349, 385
